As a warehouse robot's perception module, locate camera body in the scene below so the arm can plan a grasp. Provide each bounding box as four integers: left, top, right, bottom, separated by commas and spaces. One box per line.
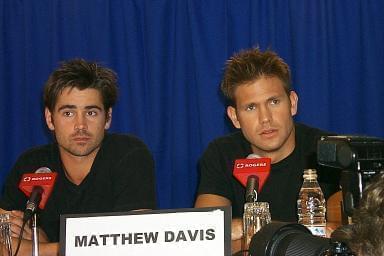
248, 222, 354, 256
317, 135, 384, 219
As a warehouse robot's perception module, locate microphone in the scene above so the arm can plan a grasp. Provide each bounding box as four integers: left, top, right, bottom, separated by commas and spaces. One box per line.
245, 175, 259, 203
233, 156, 271, 193
18, 167, 58, 222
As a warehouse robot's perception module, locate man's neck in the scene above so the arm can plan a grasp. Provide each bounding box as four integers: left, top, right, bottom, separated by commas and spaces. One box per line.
263, 146, 295, 164
60, 149, 99, 185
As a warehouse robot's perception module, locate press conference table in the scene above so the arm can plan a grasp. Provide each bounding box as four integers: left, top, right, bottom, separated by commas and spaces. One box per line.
231, 191, 344, 255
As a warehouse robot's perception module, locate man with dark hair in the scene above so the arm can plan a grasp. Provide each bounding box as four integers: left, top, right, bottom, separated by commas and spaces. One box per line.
0, 59, 156, 255
194, 48, 340, 253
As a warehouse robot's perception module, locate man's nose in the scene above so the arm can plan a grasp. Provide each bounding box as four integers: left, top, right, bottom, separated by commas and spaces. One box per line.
74, 113, 87, 131
258, 105, 271, 124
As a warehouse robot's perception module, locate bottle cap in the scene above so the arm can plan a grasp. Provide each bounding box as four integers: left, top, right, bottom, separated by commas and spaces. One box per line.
303, 169, 317, 179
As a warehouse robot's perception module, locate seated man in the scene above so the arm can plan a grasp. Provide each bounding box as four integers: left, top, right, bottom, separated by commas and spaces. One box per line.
0, 59, 156, 256
194, 48, 340, 253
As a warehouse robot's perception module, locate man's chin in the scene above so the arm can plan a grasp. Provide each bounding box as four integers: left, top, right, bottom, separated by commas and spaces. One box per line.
62, 145, 100, 157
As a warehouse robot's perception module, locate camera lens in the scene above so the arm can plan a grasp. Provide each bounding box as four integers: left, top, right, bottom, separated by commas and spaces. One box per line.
249, 222, 331, 256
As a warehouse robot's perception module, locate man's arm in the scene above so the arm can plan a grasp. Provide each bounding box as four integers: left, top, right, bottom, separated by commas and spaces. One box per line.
11, 240, 59, 256
1, 208, 59, 256
8, 210, 50, 241
195, 194, 242, 254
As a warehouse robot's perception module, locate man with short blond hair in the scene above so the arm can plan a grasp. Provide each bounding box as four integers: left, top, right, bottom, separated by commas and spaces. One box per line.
195, 48, 340, 253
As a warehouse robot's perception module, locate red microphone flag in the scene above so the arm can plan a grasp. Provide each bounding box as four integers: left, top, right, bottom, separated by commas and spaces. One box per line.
233, 158, 271, 192
18, 172, 58, 209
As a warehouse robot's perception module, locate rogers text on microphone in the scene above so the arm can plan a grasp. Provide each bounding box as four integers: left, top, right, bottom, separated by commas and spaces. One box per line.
236, 162, 267, 168
23, 176, 53, 182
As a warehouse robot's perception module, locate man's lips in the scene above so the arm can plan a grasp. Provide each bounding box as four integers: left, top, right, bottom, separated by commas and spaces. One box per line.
260, 129, 277, 137
73, 137, 91, 142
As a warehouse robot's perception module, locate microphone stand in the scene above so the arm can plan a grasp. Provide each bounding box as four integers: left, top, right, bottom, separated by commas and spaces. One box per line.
31, 213, 39, 256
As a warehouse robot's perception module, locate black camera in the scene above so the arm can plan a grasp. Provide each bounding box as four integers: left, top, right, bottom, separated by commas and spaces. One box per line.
241, 136, 384, 256
247, 222, 353, 256
317, 135, 384, 218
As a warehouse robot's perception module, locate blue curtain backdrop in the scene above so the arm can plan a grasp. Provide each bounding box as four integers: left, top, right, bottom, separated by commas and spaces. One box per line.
1, 1, 383, 209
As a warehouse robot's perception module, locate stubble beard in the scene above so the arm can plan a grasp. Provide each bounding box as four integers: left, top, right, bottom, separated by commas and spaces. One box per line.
57, 131, 104, 158
61, 141, 102, 157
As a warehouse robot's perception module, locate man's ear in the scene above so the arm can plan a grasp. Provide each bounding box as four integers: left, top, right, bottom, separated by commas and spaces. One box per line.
105, 108, 112, 129
45, 108, 55, 131
289, 91, 298, 116
227, 106, 241, 129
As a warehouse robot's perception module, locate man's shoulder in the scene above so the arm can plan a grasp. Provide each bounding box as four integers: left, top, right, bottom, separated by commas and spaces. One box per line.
295, 122, 333, 144
102, 133, 151, 154
296, 122, 331, 135
294, 122, 335, 167
202, 130, 250, 160
17, 143, 55, 162
11, 143, 58, 174
209, 130, 247, 147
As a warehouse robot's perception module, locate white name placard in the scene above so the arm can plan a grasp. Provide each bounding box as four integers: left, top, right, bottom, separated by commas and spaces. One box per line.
60, 207, 231, 256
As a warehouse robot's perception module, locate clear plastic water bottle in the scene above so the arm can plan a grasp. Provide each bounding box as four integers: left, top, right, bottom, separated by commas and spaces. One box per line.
297, 169, 327, 237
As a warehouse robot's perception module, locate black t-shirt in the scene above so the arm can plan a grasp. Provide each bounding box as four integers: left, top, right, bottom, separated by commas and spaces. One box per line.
0, 133, 157, 242
197, 123, 340, 221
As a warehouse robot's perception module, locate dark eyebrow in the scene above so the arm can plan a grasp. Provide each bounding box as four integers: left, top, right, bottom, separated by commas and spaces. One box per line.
84, 105, 103, 111
57, 105, 76, 111
267, 95, 282, 101
57, 105, 103, 111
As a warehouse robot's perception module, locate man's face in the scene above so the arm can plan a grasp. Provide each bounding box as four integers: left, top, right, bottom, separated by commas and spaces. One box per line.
45, 87, 112, 158
227, 76, 298, 162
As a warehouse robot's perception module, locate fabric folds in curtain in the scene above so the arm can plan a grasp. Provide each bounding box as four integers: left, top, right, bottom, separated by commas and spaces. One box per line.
1, 0, 383, 209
